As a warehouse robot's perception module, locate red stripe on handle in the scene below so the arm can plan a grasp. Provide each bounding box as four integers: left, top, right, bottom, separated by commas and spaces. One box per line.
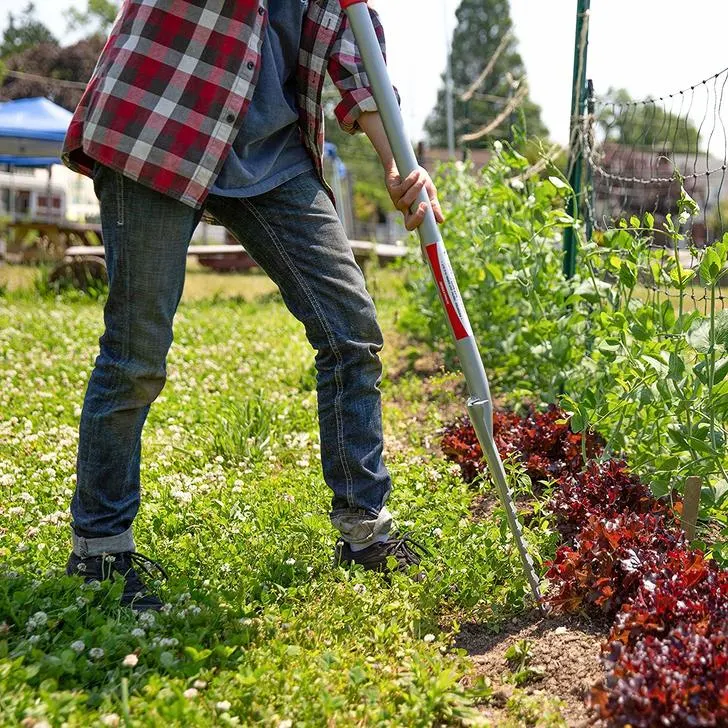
425, 243, 469, 340
339, 0, 366, 7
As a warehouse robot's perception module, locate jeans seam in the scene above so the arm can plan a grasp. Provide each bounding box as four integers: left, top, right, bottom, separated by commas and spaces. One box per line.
239, 196, 355, 505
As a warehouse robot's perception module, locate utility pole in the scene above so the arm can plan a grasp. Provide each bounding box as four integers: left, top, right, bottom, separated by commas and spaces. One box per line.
562, 0, 591, 278
444, 0, 455, 158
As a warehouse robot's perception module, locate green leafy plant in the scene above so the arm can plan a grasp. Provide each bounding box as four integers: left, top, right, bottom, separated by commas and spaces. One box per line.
504, 639, 543, 686
400, 145, 578, 404
403, 152, 728, 554
204, 395, 276, 463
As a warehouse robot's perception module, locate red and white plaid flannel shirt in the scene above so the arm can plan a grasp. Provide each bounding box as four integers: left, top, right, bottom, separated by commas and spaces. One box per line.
63, 0, 390, 209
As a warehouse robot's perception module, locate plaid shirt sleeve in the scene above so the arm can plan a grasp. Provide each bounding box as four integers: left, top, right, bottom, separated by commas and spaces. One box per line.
328, 7, 398, 134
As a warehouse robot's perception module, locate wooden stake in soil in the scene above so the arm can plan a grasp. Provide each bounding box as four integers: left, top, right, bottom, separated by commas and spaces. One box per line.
682, 476, 702, 541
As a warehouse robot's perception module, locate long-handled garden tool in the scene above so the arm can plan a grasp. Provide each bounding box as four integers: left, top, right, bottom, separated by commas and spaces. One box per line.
340, 0, 543, 606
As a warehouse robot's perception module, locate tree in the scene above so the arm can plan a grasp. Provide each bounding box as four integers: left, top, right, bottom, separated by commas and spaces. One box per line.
0, 36, 105, 109
425, 0, 547, 149
0, 3, 57, 59
65, 0, 119, 37
597, 88, 701, 154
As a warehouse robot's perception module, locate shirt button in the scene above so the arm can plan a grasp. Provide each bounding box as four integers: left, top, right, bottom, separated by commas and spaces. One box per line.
225, 113, 235, 123
247, 61, 255, 70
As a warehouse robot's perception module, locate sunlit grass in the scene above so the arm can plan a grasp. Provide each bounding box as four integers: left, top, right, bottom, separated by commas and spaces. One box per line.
0, 264, 555, 726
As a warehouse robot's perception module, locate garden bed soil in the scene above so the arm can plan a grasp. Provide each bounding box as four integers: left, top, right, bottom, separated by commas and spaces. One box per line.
459, 612, 607, 727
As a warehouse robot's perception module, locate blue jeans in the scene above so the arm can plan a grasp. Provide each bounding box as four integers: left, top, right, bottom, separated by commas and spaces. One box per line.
70, 165, 393, 558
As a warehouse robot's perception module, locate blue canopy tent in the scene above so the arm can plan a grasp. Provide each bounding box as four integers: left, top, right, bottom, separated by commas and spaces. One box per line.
0, 97, 72, 222
0, 97, 71, 164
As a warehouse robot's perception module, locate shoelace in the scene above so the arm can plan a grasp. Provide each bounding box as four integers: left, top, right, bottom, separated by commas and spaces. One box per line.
382, 532, 431, 560
128, 552, 169, 582
100, 552, 169, 582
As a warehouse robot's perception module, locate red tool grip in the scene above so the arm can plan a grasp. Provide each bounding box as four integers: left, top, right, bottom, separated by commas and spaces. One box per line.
339, 0, 367, 7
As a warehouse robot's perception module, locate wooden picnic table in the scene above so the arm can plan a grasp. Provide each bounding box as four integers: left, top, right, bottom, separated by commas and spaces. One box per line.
7, 220, 102, 263
63, 239, 408, 271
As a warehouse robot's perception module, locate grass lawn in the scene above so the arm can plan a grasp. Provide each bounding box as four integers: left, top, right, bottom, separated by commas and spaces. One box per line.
0, 265, 561, 727
0, 263, 37, 292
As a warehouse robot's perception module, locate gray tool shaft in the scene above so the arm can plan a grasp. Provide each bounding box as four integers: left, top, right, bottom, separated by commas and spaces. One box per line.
342, 0, 542, 605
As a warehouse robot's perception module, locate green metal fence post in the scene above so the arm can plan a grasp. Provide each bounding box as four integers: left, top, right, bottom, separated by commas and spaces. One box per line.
563, 0, 591, 278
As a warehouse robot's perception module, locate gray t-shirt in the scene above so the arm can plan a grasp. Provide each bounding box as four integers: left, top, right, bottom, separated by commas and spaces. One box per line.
211, 0, 313, 197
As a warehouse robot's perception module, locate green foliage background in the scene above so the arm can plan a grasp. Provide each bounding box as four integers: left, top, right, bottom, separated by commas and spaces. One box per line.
400, 149, 728, 561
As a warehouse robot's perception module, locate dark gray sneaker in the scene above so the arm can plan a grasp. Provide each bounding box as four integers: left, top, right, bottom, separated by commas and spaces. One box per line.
66, 551, 167, 611
335, 532, 430, 575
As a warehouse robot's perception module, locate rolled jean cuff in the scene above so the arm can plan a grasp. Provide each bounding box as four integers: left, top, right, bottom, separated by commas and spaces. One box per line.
330, 506, 393, 547
72, 526, 135, 557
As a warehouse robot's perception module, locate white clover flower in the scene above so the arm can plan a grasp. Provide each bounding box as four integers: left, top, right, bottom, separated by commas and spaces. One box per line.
353, 583, 366, 594
423, 633, 436, 643
101, 714, 120, 727
494, 140, 503, 153
122, 653, 138, 667
26, 611, 48, 632
279, 720, 293, 728
131, 628, 145, 638
27, 634, 40, 645
183, 687, 199, 699
433, 528, 443, 538
71, 640, 85, 653
510, 178, 525, 190
215, 700, 231, 712
285, 558, 296, 566
138, 611, 156, 627
193, 679, 207, 689
89, 647, 105, 659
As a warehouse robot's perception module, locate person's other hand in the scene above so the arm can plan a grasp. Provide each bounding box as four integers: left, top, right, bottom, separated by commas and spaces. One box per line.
385, 165, 444, 231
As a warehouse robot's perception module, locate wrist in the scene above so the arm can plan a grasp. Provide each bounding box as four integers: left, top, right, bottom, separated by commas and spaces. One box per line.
382, 156, 397, 176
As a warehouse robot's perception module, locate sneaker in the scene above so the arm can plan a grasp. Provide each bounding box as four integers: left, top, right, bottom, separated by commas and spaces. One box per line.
335, 532, 430, 575
66, 551, 167, 611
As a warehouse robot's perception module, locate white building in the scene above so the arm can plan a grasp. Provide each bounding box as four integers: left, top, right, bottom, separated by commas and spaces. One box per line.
0, 163, 98, 222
